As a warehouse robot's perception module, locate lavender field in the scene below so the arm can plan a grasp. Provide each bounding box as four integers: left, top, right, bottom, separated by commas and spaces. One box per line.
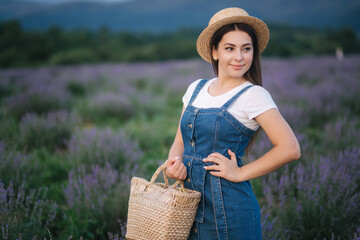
1, 55, 360, 240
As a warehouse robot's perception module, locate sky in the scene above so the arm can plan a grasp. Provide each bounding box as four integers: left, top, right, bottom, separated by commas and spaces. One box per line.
25, 0, 132, 4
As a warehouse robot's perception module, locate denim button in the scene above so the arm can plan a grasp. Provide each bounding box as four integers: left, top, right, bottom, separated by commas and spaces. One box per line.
188, 123, 192, 128
187, 178, 190, 183
187, 162, 191, 167
191, 141, 194, 147
194, 109, 198, 113
194, 228, 197, 233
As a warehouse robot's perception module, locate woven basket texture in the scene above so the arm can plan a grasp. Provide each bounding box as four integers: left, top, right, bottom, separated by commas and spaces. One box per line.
126, 162, 201, 240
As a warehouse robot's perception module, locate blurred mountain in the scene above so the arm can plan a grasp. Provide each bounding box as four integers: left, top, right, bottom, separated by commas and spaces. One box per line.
1, 0, 359, 32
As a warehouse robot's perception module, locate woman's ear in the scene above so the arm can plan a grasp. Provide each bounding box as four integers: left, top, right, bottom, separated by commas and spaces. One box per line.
212, 46, 218, 61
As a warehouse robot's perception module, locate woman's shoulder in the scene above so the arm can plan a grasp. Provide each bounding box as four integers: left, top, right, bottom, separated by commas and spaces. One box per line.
190, 78, 214, 86
186, 78, 215, 92
239, 83, 277, 108
234, 83, 277, 120
188, 78, 203, 89
245, 84, 273, 99
183, 78, 208, 106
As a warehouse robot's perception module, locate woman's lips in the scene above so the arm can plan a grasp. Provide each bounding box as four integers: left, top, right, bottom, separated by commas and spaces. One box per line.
230, 64, 244, 70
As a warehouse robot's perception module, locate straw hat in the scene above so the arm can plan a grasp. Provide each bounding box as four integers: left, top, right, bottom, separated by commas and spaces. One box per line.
196, 7, 270, 63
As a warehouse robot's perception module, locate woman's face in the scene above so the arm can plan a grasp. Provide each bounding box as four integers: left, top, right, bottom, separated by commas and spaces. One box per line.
212, 30, 253, 81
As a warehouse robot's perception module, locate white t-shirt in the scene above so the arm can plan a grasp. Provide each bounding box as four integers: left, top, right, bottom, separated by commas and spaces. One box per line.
182, 78, 277, 130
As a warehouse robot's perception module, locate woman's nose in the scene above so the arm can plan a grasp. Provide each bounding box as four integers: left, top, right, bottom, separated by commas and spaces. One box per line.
234, 50, 243, 61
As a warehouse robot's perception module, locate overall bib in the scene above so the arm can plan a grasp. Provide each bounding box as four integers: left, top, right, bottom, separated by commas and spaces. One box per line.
181, 79, 262, 240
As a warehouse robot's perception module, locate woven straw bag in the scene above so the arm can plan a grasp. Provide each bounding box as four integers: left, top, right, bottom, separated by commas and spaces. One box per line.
126, 161, 201, 240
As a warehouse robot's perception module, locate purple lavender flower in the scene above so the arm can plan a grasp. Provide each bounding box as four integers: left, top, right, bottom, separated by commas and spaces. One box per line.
0, 181, 57, 239
18, 110, 78, 151
260, 148, 360, 239
89, 92, 135, 121
63, 163, 118, 209
107, 219, 127, 240
2, 83, 73, 120
62, 163, 133, 240
66, 127, 142, 172
0, 142, 30, 186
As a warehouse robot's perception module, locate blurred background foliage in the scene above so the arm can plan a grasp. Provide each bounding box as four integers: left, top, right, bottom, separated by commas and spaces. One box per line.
1, 19, 359, 68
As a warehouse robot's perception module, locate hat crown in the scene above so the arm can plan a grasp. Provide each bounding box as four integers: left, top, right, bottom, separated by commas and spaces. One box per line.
208, 8, 249, 26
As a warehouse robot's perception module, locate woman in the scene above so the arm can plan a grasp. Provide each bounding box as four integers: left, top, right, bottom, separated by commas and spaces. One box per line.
166, 8, 300, 240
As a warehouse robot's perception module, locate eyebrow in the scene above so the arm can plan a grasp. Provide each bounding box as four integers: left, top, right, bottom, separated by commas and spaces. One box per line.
224, 43, 252, 47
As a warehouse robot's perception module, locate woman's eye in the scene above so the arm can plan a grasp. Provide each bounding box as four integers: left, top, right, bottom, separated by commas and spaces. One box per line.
225, 47, 233, 51
244, 47, 252, 51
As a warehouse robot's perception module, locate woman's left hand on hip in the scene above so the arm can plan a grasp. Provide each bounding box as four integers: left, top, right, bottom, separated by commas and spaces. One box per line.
203, 149, 241, 182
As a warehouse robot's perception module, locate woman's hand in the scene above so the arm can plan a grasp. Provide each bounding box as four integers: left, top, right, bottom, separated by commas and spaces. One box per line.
203, 149, 241, 182
166, 156, 187, 180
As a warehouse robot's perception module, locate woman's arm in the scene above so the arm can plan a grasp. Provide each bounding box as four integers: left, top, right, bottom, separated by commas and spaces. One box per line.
203, 108, 301, 182
165, 107, 187, 180
236, 108, 300, 181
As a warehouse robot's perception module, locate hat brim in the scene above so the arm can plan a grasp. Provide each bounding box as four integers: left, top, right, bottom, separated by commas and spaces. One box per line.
196, 16, 270, 63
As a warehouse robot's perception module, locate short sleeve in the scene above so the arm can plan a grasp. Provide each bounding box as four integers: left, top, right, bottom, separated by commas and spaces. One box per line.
182, 79, 202, 107
242, 86, 278, 120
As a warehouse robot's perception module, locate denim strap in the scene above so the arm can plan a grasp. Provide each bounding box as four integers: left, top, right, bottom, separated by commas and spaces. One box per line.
221, 85, 254, 109
188, 79, 209, 106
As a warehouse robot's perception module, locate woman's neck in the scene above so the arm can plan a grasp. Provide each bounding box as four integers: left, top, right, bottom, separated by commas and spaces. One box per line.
208, 77, 247, 96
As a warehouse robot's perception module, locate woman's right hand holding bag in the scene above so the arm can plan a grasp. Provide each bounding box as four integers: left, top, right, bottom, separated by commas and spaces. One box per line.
166, 156, 187, 180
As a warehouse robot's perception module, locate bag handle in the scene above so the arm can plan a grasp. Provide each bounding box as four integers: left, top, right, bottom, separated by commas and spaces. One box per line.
149, 160, 186, 191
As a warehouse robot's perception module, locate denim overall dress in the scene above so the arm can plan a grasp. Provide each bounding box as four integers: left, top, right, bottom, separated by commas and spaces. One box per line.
181, 79, 262, 240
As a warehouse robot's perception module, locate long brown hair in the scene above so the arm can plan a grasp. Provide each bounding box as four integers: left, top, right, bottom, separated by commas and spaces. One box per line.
210, 23, 262, 156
